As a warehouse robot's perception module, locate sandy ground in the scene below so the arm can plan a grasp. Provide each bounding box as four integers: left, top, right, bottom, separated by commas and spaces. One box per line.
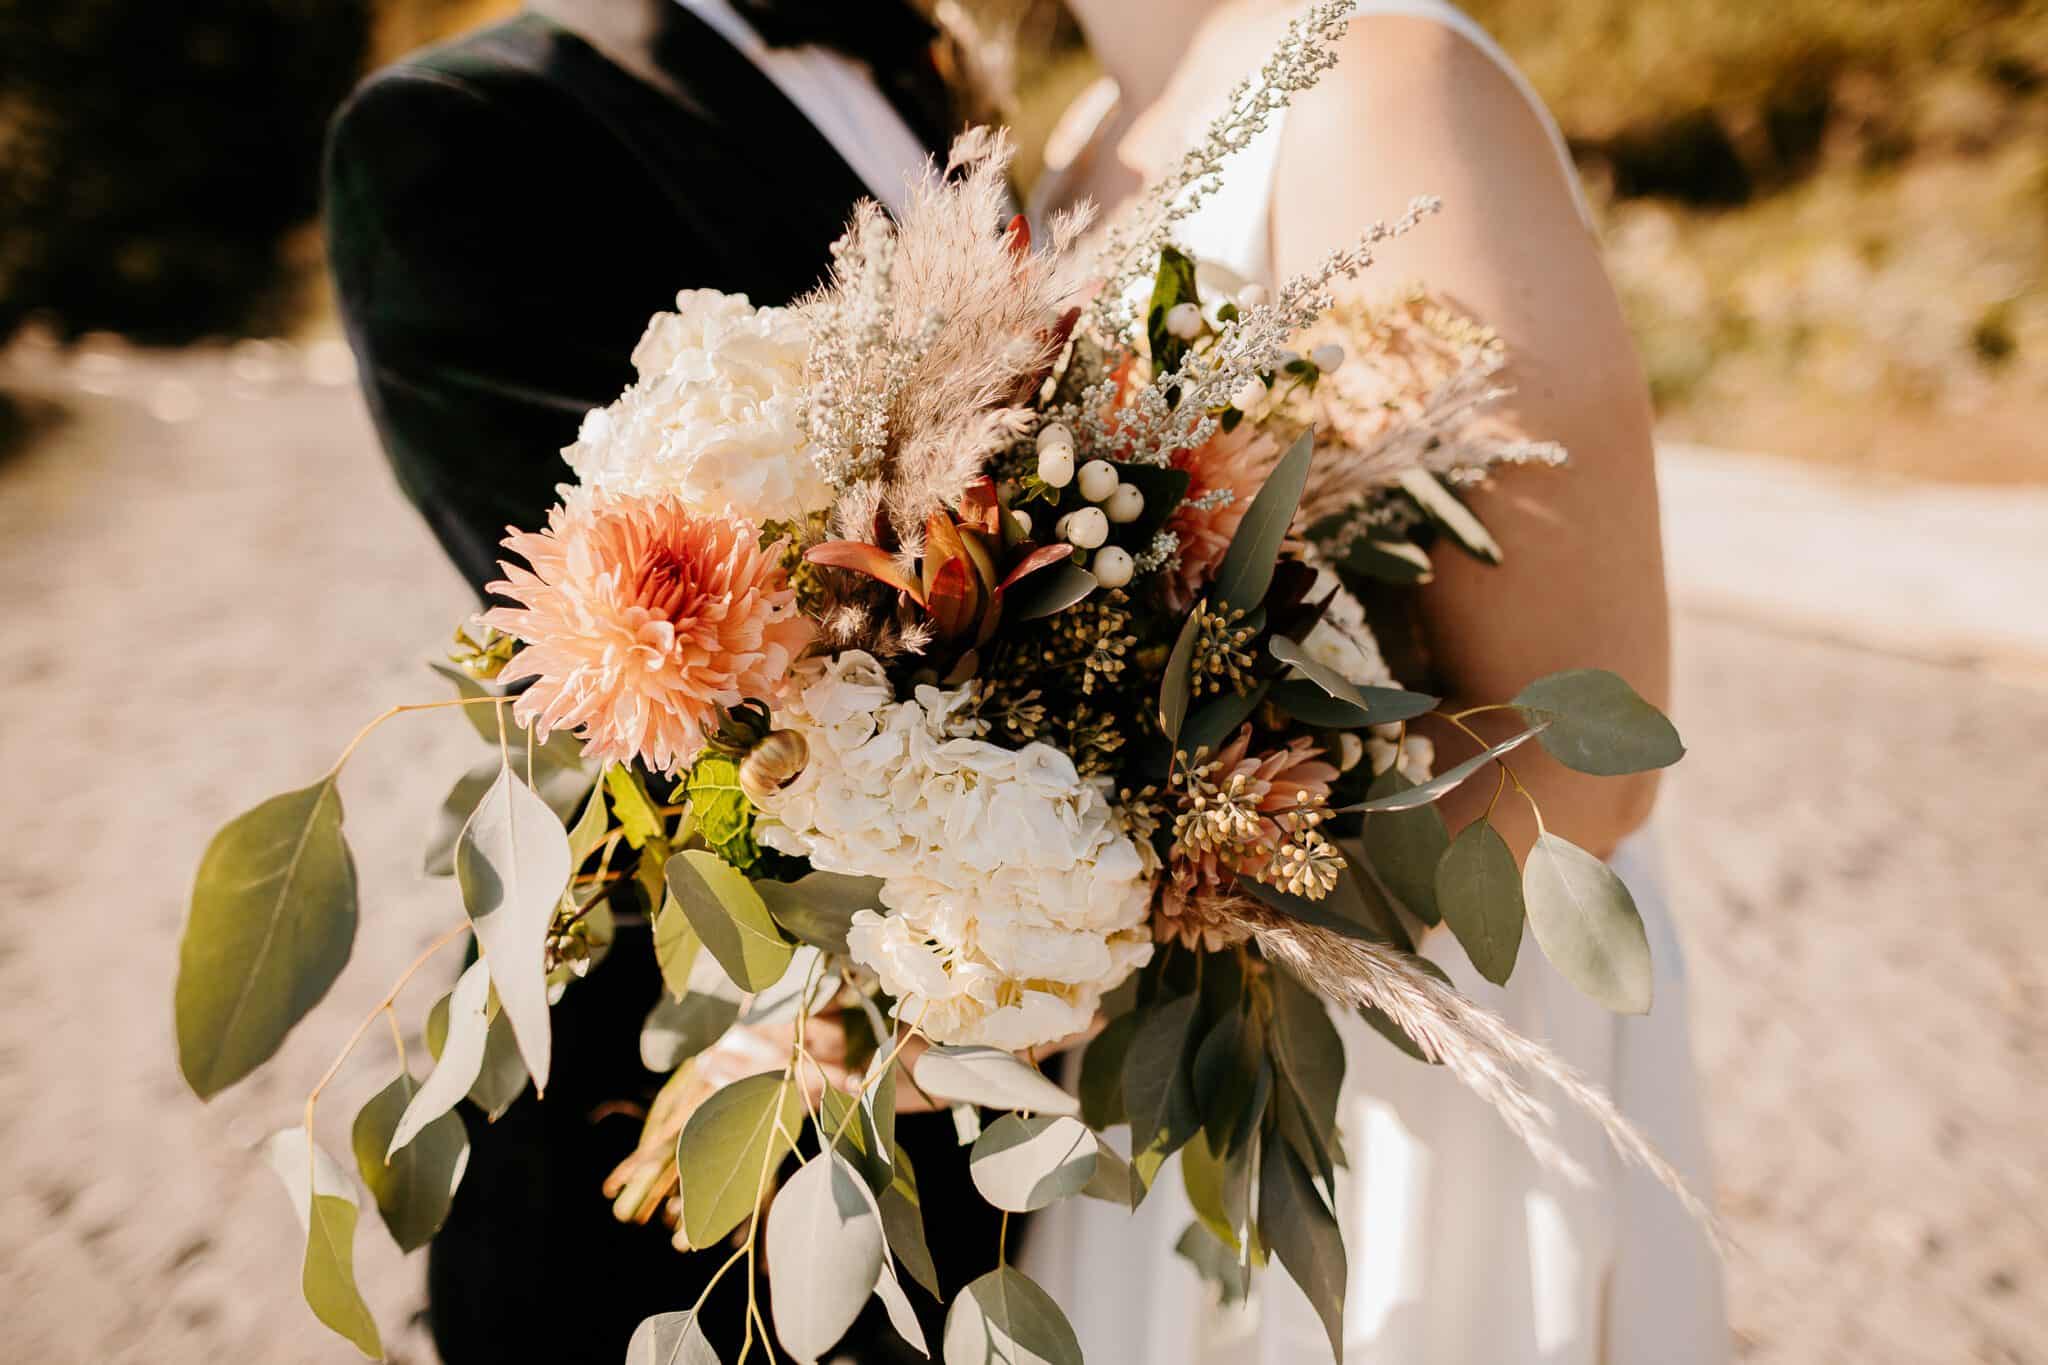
0, 343, 2042, 1364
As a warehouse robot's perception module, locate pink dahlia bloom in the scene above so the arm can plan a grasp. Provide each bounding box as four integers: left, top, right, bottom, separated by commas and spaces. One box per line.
483, 491, 813, 774
1163, 424, 1282, 612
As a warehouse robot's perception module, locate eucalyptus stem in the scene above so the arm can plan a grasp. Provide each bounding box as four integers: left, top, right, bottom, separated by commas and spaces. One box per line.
326, 694, 512, 776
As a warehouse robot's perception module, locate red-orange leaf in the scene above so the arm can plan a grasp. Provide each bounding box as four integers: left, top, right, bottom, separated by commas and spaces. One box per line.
806, 541, 925, 604
958, 478, 1001, 536
1005, 213, 1031, 260
927, 557, 978, 639
997, 542, 1075, 592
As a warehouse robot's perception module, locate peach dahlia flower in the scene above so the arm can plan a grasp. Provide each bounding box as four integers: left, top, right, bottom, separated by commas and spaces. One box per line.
483, 491, 813, 774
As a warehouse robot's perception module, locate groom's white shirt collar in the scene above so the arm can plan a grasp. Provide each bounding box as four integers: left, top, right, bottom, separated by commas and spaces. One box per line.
674, 0, 930, 217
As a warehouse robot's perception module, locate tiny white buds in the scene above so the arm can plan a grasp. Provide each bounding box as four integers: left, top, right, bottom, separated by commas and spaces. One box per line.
1076, 459, 1118, 503
1009, 509, 1032, 539
1232, 376, 1268, 411
1105, 482, 1145, 524
1310, 342, 1346, 374
1064, 506, 1109, 549
1037, 444, 1075, 488
1035, 422, 1074, 453
1092, 545, 1134, 589
1235, 283, 1269, 309
1164, 302, 1204, 340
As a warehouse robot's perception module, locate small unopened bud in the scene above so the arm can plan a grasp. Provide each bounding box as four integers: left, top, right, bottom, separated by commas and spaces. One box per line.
1076, 459, 1118, 503
1105, 482, 1145, 524
1092, 545, 1135, 588
1064, 506, 1109, 549
1035, 422, 1074, 454
1037, 444, 1075, 488
1164, 302, 1204, 340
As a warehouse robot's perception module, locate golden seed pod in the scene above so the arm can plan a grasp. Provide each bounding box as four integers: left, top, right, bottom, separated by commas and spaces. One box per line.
738, 729, 810, 806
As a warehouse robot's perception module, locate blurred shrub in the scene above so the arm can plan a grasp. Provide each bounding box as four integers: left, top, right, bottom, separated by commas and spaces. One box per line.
0, 1, 372, 345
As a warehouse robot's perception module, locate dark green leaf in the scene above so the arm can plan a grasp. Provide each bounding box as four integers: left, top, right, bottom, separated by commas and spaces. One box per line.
1080, 1144, 1143, 1209
641, 992, 740, 1073
1178, 681, 1268, 759
969, 1115, 1098, 1213
1339, 533, 1434, 585
1174, 1222, 1251, 1306
1436, 821, 1525, 986
1359, 770, 1449, 925
915, 1045, 1078, 1117
1078, 1011, 1140, 1129
1268, 636, 1439, 725
1191, 1010, 1260, 1155
758, 872, 886, 957
1158, 607, 1203, 741
1123, 994, 1203, 1186
1258, 1139, 1346, 1362
351, 1073, 468, 1252
1524, 833, 1653, 1014
1107, 461, 1192, 545
879, 1149, 941, 1299
625, 1311, 720, 1365
1324, 850, 1415, 949
177, 778, 356, 1098
456, 763, 572, 1090
766, 1153, 887, 1363
1212, 428, 1314, 612
1267, 971, 1345, 1151
1007, 561, 1097, 620
942, 1267, 1082, 1365
264, 1128, 382, 1359
665, 849, 795, 993
1146, 244, 1201, 380
677, 1072, 803, 1249
1512, 669, 1685, 776
1337, 722, 1549, 813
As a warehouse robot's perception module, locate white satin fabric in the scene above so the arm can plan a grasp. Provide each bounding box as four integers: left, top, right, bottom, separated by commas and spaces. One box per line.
1022, 6, 1727, 1361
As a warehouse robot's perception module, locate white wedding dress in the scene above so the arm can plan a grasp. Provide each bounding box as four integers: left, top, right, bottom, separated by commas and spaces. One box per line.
1022, 6, 1728, 1362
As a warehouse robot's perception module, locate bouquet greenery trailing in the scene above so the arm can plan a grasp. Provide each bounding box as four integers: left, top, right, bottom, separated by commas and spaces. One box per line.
174, 7, 1708, 1361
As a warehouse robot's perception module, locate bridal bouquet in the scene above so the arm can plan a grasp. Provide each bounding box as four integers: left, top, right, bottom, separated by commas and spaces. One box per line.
175, 6, 1704, 1361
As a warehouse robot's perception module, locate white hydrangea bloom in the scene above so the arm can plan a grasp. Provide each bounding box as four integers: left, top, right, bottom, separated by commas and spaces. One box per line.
563, 289, 832, 523
756, 652, 1155, 1049
1302, 563, 1435, 782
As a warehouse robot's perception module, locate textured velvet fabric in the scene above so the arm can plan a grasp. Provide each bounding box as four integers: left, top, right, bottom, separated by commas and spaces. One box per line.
323, 6, 996, 1359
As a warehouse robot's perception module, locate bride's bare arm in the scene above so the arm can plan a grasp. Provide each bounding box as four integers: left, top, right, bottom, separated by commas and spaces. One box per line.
1270, 15, 1670, 862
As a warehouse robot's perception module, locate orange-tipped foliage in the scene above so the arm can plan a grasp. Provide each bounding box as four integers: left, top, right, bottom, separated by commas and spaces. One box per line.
806, 540, 926, 604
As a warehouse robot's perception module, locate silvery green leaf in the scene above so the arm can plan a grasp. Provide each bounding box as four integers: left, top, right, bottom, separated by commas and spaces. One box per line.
969, 1115, 1099, 1213
653, 896, 702, 1002
1174, 1221, 1251, 1306
466, 997, 529, 1121
1340, 533, 1433, 585
640, 991, 740, 1073
915, 1045, 1078, 1117
390, 960, 490, 1158
351, 1072, 468, 1252
624, 1311, 720, 1364
1524, 833, 1653, 1014
1435, 821, 1525, 986
1258, 1139, 1345, 1361
878, 1150, 941, 1299
1268, 636, 1439, 725
455, 763, 572, 1090
1122, 995, 1202, 1186
1512, 669, 1685, 775
1212, 427, 1314, 612
757, 871, 885, 956
1398, 467, 1501, 563
1359, 770, 1449, 925
1336, 722, 1549, 814
766, 1154, 886, 1363
177, 779, 356, 1098
566, 779, 610, 870
873, 1252, 931, 1358
738, 945, 825, 1029
264, 1127, 381, 1359
1157, 607, 1203, 742
664, 849, 794, 993
1080, 1144, 1143, 1208
942, 1266, 1082, 1365
676, 1072, 802, 1249
1006, 561, 1096, 620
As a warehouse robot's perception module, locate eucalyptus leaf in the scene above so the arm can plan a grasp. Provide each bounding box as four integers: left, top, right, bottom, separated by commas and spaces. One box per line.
455, 763, 572, 1090
1179, 1129, 1239, 1251
466, 998, 529, 1120
654, 897, 703, 1002
566, 780, 610, 870
1337, 722, 1549, 814
640, 991, 740, 1073
177, 778, 356, 1099
390, 960, 490, 1158
1157, 607, 1203, 741
1177, 681, 1268, 760
942, 1266, 1082, 1365
624, 1311, 720, 1365
757, 871, 886, 957
1174, 1222, 1251, 1306
263, 1127, 382, 1359
1006, 561, 1097, 620
1339, 533, 1433, 585
664, 850, 794, 993
1360, 770, 1449, 925
1512, 669, 1684, 776
1398, 467, 1501, 563
1435, 821, 1525, 986
1080, 1144, 1143, 1209
1268, 636, 1439, 725
914, 1045, 1078, 1117
1212, 427, 1314, 612
878, 1151, 941, 1299
969, 1115, 1098, 1213
676, 1071, 802, 1249
1078, 1011, 1140, 1130
351, 1072, 468, 1252
1258, 1139, 1346, 1362
1524, 833, 1653, 1014
1123, 994, 1203, 1186
872, 1253, 932, 1358
766, 1154, 887, 1364
604, 765, 666, 848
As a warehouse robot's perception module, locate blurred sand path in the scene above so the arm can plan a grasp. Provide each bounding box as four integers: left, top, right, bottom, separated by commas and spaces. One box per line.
0, 347, 2041, 1363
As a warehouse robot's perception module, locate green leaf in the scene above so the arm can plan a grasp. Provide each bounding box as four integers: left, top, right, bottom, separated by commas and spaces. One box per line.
1397, 468, 1501, 563
942, 1266, 1082, 1365
1337, 723, 1550, 814
766, 1153, 887, 1363
1080, 1144, 1143, 1209
177, 778, 356, 1099
641, 992, 740, 1073
1268, 637, 1439, 725
1258, 1139, 1346, 1362
969, 1115, 1098, 1213
1524, 833, 1653, 1014
685, 752, 759, 869
1339, 533, 1433, 585
1175, 1221, 1251, 1306
566, 780, 610, 870
1179, 1127, 1253, 1253
1146, 243, 1201, 380
1358, 955, 1453, 1064
654, 897, 703, 1001
351, 1073, 469, 1253
1512, 669, 1684, 776
878, 1149, 941, 1299
625, 1311, 720, 1365
676, 1072, 803, 1249
1191, 1010, 1262, 1156
1006, 561, 1097, 620
1122, 994, 1203, 1187
757, 871, 886, 957
264, 1128, 382, 1360
424, 756, 590, 878
1177, 681, 1269, 760
455, 762, 572, 1091
390, 960, 491, 1158
1359, 770, 1449, 925
1267, 971, 1345, 1155
665, 849, 795, 993
1436, 821, 1525, 986
914, 1045, 1079, 1117
872, 1248, 931, 1358
1327, 847, 1416, 949
604, 765, 666, 849
1078, 1011, 1140, 1129
1212, 427, 1314, 613
467, 999, 529, 1120
1157, 607, 1203, 742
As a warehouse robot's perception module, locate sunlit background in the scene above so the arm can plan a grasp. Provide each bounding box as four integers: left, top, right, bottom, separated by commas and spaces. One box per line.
2, 2, 2042, 1361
